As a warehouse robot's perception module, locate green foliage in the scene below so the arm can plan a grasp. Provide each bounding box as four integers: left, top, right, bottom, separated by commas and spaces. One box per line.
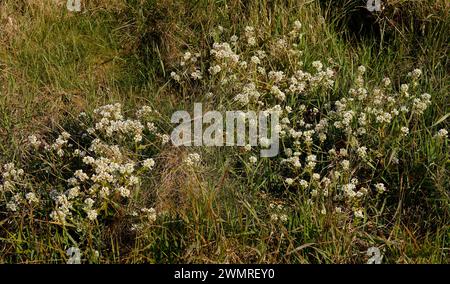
0, 0, 448, 263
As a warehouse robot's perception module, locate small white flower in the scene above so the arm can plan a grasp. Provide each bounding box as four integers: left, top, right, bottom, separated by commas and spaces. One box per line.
67, 186, 80, 199
357, 65, 366, 74
6, 202, 17, 212
191, 70, 203, 80
401, 127, 409, 136
359, 187, 369, 195
270, 214, 278, 221
249, 156, 258, 165
250, 56, 260, 65
84, 198, 95, 208
341, 160, 350, 171
354, 209, 364, 218
129, 175, 139, 185
183, 51, 192, 61
161, 134, 170, 145
118, 187, 130, 198
328, 149, 337, 156
184, 153, 201, 166
86, 209, 98, 221
437, 128, 448, 138
312, 61, 323, 71
401, 84, 409, 93
299, 179, 308, 189
99, 187, 110, 198
74, 169, 89, 182
208, 65, 222, 75
375, 183, 386, 193
82, 156, 95, 165
27, 135, 41, 147
357, 146, 367, 159
411, 69, 422, 79
170, 71, 181, 82
66, 247, 81, 264
142, 158, 155, 170
25, 192, 39, 204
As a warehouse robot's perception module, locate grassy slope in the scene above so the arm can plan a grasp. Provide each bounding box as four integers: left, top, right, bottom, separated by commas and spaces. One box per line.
0, 0, 448, 263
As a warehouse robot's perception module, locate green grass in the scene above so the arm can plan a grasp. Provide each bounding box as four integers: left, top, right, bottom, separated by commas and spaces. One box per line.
0, 0, 448, 263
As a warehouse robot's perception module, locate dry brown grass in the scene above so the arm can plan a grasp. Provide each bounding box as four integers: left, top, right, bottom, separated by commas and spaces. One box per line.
153, 147, 206, 215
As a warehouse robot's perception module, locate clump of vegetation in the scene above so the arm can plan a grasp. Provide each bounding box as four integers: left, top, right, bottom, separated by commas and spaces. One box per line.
0, 0, 448, 263
169, 20, 448, 262
0, 103, 167, 262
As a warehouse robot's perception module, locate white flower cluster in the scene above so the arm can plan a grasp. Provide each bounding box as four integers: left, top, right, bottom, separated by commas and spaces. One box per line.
170, 51, 203, 83
244, 26, 257, 46
184, 153, 201, 167
333, 67, 431, 139
269, 203, 288, 223
436, 128, 448, 139
27, 135, 42, 148
171, 21, 439, 220
0, 163, 35, 213
3, 104, 165, 229
88, 103, 145, 143
211, 42, 240, 64
43, 131, 71, 157
141, 207, 157, 223
234, 83, 261, 105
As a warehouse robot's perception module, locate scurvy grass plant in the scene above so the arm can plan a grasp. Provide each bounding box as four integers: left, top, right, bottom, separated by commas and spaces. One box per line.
170, 21, 447, 221
0, 104, 166, 262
